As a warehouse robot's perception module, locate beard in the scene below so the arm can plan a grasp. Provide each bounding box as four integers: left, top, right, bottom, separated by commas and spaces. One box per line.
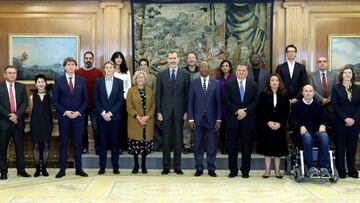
85, 61, 93, 68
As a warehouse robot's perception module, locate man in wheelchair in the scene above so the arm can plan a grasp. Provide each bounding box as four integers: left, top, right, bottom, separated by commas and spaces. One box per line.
290, 84, 331, 178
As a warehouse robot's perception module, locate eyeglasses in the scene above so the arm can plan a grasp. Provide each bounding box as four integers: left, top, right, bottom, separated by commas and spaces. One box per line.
318, 60, 327, 63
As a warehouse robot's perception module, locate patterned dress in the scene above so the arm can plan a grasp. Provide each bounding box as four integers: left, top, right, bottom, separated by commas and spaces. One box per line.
128, 88, 153, 155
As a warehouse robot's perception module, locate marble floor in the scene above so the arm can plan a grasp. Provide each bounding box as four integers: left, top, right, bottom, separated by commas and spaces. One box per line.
0, 169, 359, 203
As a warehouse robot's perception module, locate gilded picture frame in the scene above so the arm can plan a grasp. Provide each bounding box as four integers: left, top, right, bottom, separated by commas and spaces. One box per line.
8, 34, 80, 84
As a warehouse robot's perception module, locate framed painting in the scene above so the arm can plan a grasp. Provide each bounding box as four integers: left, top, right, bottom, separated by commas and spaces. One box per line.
328, 34, 360, 81
8, 34, 80, 83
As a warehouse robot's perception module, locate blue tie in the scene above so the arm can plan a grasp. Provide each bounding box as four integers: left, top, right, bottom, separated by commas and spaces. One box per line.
239, 81, 245, 102
171, 69, 176, 90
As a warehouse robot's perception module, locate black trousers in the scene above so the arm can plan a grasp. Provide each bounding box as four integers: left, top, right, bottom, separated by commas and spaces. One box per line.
0, 125, 26, 173
162, 114, 184, 170
227, 125, 253, 175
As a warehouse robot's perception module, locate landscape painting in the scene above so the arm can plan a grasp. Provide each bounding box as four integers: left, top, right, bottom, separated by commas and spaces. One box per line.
8, 34, 79, 82
328, 34, 360, 82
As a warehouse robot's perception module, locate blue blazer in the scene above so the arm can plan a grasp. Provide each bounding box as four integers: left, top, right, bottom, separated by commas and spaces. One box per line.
93, 77, 124, 120
52, 75, 88, 119
188, 77, 222, 126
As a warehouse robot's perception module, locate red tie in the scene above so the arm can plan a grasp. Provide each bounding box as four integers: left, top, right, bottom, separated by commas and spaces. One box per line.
69, 77, 74, 94
9, 83, 16, 113
322, 72, 327, 98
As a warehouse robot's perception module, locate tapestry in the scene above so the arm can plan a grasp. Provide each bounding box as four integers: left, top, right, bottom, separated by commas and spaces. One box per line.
132, 0, 274, 74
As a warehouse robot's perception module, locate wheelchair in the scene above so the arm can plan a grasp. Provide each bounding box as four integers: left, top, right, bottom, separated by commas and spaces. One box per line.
288, 126, 339, 183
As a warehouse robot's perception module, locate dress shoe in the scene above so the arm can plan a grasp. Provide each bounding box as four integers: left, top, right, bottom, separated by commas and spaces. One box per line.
42, 165, 49, 177
194, 170, 203, 177
161, 169, 170, 175
55, 170, 66, 178
183, 148, 191, 154
339, 173, 347, 179
208, 170, 217, 177
242, 173, 250, 178
119, 149, 123, 155
75, 169, 88, 177
132, 165, 139, 174
142, 167, 148, 174
98, 168, 105, 175
228, 172, 237, 178
113, 168, 120, 174
174, 169, 184, 175
0, 173, 7, 180
17, 171, 31, 177
348, 173, 359, 179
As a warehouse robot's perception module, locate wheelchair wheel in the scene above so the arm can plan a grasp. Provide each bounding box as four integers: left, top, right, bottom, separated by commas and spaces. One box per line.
330, 168, 339, 183
294, 167, 304, 182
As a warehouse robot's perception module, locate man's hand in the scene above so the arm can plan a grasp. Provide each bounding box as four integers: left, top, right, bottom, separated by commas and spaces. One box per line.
319, 124, 326, 133
300, 126, 308, 135
64, 111, 74, 118
157, 113, 163, 121
215, 121, 221, 130
102, 112, 112, 122
236, 108, 247, 120
345, 117, 355, 127
321, 98, 330, 105
72, 111, 81, 119
8, 113, 18, 124
189, 121, 196, 130
273, 122, 281, 130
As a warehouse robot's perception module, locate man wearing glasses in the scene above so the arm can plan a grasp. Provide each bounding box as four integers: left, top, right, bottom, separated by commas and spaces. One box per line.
276, 44, 308, 104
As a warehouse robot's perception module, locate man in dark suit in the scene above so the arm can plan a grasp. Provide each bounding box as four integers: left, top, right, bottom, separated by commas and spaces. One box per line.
188, 61, 221, 177
276, 44, 308, 104
52, 57, 88, 178
247, 53, 269, 95
0, 65, 31, 180
93, 61, 124, 175
156, 51, 190, 175
224, 64, 258, 178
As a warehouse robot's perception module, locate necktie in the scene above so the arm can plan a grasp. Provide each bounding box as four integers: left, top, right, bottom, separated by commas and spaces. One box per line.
171, 69, 176, 90
69, 77, 74, 94
9, 83, 16, 113
322, 72, 327, 98
239, 81, 245, 102
202, 78, 207, 95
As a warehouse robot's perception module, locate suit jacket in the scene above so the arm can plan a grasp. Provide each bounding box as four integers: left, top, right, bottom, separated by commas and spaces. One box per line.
276, 62, 307, 99
247, 67, 270, 95
309, 70, 337, 103
224, 79, 258, 129
332, 83, 360, 128
127, 86, 155, 141
0, 81, 27, 130
52, 75, 88, 119
93, 77, 124, 120
156, 68, 190, 120
188, 77, 222, 126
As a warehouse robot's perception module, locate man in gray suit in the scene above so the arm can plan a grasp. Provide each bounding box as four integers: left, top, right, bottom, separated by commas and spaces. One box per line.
309, 56, 337, 123
156, 51, 190, 175
247, 53, 269, 95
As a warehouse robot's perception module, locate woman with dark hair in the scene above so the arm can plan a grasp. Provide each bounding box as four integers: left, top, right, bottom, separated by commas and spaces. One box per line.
257, 73, 290, 179
111, 51, 132, 153
332, 65, 360, 179
29, 74, 53, 177
215, 60, 236, 154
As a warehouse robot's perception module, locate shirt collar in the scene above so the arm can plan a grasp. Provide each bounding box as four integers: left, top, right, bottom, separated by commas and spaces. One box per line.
65, 73, 75, 79
319, 70, 327, 74
237, 78, 246, 84
302, 98, 314, 105
105, 76, 114, 81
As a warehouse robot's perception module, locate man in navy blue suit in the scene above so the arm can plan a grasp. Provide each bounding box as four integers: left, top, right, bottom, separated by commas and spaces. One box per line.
93, 61, 124, 175
52, 57, 88, 178
188, 61, 221, 177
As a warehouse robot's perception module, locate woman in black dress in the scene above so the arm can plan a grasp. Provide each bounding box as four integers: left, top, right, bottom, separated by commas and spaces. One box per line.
257, 73, 290, 178
29, 74, 53, 177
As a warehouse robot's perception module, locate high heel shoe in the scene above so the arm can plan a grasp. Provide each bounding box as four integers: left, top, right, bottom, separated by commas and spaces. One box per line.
275, 170, 283, 179
262, 171, 270, 178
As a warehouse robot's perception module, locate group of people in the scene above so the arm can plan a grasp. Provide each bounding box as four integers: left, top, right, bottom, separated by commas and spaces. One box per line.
0, 44, 359, 180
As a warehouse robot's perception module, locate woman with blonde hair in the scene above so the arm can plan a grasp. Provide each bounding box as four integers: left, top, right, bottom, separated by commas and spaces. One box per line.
127, 71, 155, 174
